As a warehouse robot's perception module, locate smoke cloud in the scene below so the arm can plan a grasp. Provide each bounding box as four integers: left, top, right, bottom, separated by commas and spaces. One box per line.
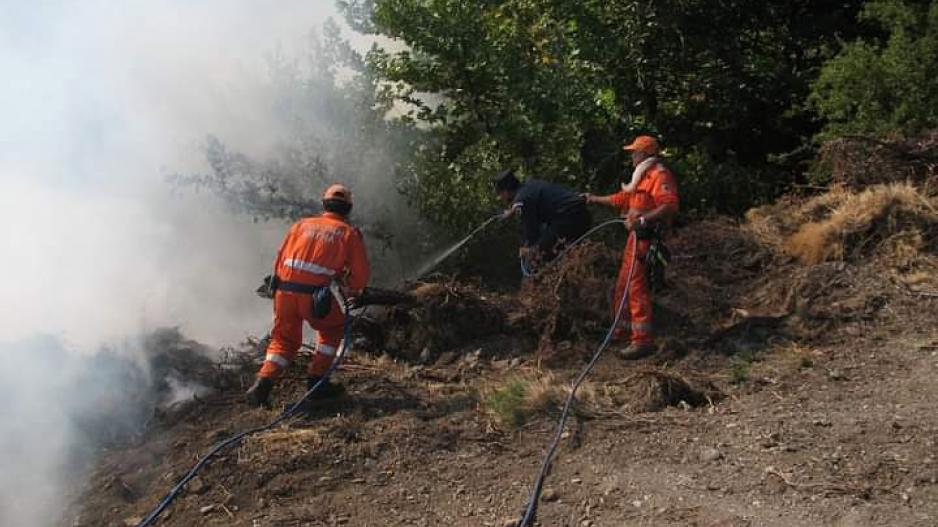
0, 1, 402, 525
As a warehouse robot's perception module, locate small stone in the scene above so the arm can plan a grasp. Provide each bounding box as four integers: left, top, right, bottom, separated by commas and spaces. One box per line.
700, 447, 723, 463
419, 347, 432, 363
502, 518, 520, 527
199, 505, 215, 515
571, 478, 582, 484
541, 488, 559, 502
632, 500, 643, 508
187, 476, 207, 495
123, 517, 142, 527
760, 436, 779, 448
509, 358, 521, 368
828, 369, 846, 381
580, 521, 593, 527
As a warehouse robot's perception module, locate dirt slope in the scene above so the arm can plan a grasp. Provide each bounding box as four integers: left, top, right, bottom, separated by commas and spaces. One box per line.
70, 169, 938, 526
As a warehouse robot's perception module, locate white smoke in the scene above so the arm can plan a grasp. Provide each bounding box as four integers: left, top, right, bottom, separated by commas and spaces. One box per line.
0, 1, 394, 525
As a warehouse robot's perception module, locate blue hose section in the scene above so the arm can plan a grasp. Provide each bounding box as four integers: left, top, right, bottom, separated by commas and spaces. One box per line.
515, 230, 638, 527
519, 218, 627, 279
135, 301, 357, 527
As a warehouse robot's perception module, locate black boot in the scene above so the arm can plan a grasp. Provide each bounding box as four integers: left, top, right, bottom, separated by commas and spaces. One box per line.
245, 377, 274, 407
306, 376, 346, 399
618, 343, 655, 361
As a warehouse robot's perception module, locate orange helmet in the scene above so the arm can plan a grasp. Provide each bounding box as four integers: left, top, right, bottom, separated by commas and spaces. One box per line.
623, 135, 660, 155
323, 184, 352, 205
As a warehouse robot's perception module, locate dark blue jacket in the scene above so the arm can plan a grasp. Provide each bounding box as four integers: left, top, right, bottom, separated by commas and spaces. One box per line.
512, 179, 586, 247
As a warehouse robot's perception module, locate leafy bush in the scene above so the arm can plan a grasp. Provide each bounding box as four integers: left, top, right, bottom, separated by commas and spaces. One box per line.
811, 0, 938, 137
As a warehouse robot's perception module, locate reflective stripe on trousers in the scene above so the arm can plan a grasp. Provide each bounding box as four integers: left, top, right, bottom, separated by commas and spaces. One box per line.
612, 237, 654, 345
258, 290, 346, 379
264, 353, 290, 368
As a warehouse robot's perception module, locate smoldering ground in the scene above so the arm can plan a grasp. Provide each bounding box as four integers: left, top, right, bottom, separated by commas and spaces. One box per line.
0, 1, 416, 525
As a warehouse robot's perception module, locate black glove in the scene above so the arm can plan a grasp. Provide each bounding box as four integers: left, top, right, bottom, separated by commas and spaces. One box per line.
255, 275, 280, 299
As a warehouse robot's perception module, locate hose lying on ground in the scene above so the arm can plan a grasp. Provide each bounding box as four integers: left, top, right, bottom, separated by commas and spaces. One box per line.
515, 229, 638, 527
134, 217, 634, 527
134, 300, 358, 527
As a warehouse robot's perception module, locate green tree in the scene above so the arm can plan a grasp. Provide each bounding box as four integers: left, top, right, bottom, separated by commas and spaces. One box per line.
342, 0, 865, 226
811, 0, 938, 137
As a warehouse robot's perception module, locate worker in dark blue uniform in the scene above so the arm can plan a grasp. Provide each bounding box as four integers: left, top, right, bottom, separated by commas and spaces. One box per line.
493, 168, 591, 267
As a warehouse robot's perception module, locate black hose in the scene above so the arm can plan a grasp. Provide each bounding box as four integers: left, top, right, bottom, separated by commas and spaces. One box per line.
135, 302, 358, 527
515, 231, 638, 527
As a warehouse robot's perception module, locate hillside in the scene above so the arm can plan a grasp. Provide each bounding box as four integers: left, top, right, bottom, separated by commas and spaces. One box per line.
71, 145, 938, 527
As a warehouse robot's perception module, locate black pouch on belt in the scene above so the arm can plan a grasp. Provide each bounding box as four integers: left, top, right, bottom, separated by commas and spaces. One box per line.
645, 239, 671, 292
278, 281, 334, 318
312, 286, 333, 319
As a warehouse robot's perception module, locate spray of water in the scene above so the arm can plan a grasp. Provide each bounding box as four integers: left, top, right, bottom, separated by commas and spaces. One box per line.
410, 215, 502, 280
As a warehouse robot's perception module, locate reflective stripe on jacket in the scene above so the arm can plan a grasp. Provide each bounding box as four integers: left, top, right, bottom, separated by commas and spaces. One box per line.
273, 212, 370, 290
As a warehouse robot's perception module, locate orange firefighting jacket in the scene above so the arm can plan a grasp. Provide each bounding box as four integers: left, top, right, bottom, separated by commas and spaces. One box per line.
606, 162, 680, 216
273, 212, 370, 290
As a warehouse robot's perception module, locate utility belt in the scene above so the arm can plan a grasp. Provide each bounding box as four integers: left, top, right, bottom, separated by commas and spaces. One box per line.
633, 222, 671, 292
267, 276, 336, 319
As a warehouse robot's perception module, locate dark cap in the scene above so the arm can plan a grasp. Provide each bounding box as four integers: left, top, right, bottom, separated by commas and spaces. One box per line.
491, 168, 520, 192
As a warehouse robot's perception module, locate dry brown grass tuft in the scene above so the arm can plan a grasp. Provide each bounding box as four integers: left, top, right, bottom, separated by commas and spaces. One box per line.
246, 428, 324, 459
747, 183, 938, 265
483, 368, 717, 427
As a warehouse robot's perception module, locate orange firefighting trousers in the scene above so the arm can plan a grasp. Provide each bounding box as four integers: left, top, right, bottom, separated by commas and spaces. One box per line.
258, 290, 345, 380
612, 237, 653, 345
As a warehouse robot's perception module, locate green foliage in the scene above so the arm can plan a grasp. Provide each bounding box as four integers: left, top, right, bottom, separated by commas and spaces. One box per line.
486, 378, 530, 428
342, 0, 866, 225
729, 352, 756, 384
810, 0, 938, 137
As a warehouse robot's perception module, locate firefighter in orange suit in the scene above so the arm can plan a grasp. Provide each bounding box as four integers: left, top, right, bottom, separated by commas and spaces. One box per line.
246, 184, 370, 406
583, 136, 679, 360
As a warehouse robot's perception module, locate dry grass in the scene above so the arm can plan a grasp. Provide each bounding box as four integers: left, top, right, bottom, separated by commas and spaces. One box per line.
483, 368, 717, 427
747, 183, 938, 265
247, 427, 324, 459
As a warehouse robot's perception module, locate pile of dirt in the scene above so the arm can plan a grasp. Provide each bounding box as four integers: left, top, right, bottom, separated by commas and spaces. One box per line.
373, 281, 510, 362
515, 242, 620, 358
